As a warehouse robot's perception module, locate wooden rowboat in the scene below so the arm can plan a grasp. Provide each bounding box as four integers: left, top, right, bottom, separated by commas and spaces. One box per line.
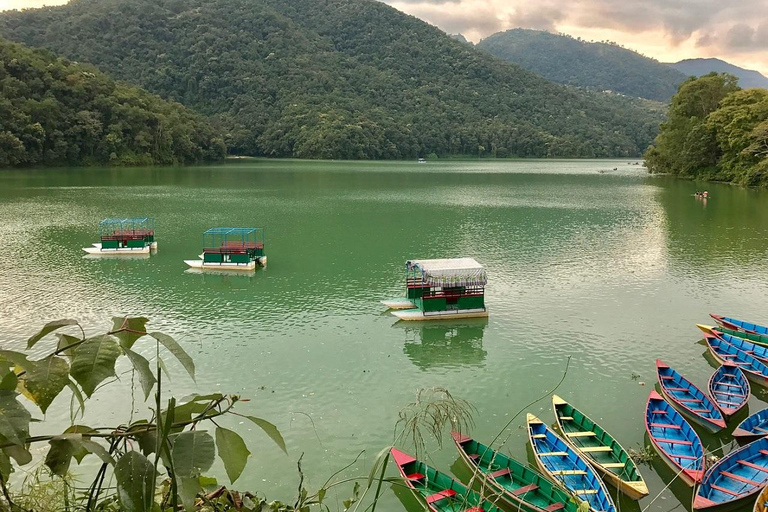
755, 483, 768, 512
734, 409, 768, 444
703, 332, 768, 387
551, 395, 648, 500
656, 360, 726, 433
451, 432, 578, 512
390, 447, 503, 512
645, 390, 705, 486
708, 362, 750, 418
694, 437, 768, 510
698, 324, 768, 348
527, 414, 616, 512
711, 314, 768, 336
698, 326, 768, 363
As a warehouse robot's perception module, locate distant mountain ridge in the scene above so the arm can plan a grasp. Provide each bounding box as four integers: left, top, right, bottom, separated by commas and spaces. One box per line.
478, 29, 687, 101
668, 58, 768, 89
0, 0, 664, 159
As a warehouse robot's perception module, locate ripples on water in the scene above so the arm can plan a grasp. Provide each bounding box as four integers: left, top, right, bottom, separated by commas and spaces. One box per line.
1, 160, 768, 510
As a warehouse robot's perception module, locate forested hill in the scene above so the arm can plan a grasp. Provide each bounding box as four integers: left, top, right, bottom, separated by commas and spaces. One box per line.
0, 0, 663, 159
0, 38, 225, 168
478, 29, 687, 102
669, 59, 768, 89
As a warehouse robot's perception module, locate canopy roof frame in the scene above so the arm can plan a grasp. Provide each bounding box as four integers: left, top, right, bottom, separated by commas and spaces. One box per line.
406, 258, 487, 287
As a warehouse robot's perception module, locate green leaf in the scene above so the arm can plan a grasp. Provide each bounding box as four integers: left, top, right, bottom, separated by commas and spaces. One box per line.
128, 421, 157, 456
317, 488, 326, 505
367, 446, 390, 489
171, 431, 215, 478
63, 426, 97, 463
20, 355, 69, 413
27, 319, 79, 349
199, 475, 219, 492
115, 451, 156, 512
0, 391, 30, 445
67, 380, 86, 420
215, 427, 250, 484
0, 350, 29, 370
0, 449, 11, 480
178, 476, 201, 512
0, 366, 18, 392
111, 317, 149, 350
81, 439, 115, 465
69, 335, 121, 397
150, 332, 195, 381
245, 416, 287, 455
124, 349, 156, 400
56, 334, 81, 361
45, 435, 77, 476
4, 444, 31, 466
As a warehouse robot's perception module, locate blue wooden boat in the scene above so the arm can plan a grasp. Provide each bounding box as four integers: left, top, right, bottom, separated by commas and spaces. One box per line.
708, 362, 750, 418
694, 437, 768, 510
733, 409, 768, 444
527, 414, 616, 512
645, 390, 705, 486
712, 314, 768, 336
656, 359, 726, 433
703, 332, 768, 388
717, 332, 768, 364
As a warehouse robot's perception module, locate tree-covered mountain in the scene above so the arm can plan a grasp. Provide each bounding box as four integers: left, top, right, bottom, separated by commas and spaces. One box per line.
478, 29, 687, 102
669, 59, 768, 90
0, 0, 663, 159
0, 38, 225, 168
645, 73, 768, 187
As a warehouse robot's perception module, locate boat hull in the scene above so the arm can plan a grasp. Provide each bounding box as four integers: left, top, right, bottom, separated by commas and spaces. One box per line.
392, 308, 489, 321
657, 360, 725, 433
83, 244, 150, 255
708, 363, 749, 418
184, 259, 257, 271
694, 438, 768, 511
704, 335, 768, 388
380, 298, 416, 310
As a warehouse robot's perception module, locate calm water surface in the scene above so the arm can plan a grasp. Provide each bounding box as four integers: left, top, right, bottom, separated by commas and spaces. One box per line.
1, 159, 768, 511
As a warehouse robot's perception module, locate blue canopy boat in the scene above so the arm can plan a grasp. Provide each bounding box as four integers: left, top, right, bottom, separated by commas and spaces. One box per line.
693, 437, 768, 510
733, 409, 768, 444
708, 362, 750, 418
711, 314, 768, 336
656, 360, 725, 433
645, 390, 705, 486
527, 414, 616, 512
703, 332, 768, 388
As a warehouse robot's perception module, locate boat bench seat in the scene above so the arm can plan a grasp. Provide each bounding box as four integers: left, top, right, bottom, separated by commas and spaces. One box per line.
406, 473, 425, 481
552, 470, 586, 475
660, 375, 675, 380
559, 416, 574, 421
539, 452, 568, 457
573, 489, 598, 495
665, 387, 689, 392
710, 483, 740, 496
755, 427, 768, 434
721, 471, 761, 485
565, 432, 596, 437
672, 454, 698, 460
426, 489, 457, 504
689, 408, 711, 413
544, 503, 565, 512
655, 438, 692, 445
717, 391, 745, 398
651, 410, 668, 414
738, 460, 768, 472
580, 446, 613, 453
489, 468, 511, 479
760, 450, 768, 456
510, 484, 539, 496
468, 453, 481, 460
532, 434, 547, 439
677, 398, 703, 403
649, 423, 681, 429
602, 463, 626, 468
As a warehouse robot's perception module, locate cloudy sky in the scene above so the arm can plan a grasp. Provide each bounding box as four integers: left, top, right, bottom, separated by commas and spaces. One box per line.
2, 0, 768, 75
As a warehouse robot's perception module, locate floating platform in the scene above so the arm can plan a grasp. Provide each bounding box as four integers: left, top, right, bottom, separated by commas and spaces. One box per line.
184, 257, 265, 272
380, 298, 416, 310
392, 308, 489, 321
83, 243, 151, 255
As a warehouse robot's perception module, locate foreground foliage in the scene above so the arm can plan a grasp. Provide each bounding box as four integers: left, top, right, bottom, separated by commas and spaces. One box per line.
478, 29, 686, 102
644, 73, 768, 187
0, 39, 225, 168
0, 0, 664, 159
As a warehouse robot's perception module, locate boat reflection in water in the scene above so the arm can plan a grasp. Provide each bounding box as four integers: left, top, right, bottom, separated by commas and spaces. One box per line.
394, 318, 488, 370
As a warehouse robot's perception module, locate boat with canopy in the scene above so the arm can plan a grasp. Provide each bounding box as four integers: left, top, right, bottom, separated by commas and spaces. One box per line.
184, 227, 266, 271
381, 258, 488, 320
83, 217, 156, 255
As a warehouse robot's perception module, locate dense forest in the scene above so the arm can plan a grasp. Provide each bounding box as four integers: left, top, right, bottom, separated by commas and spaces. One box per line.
478, 29, 687, 102
645, 73, 768, 187
0, 38, 225, 167
668, 59, 768, 90
0, 0, 664, 160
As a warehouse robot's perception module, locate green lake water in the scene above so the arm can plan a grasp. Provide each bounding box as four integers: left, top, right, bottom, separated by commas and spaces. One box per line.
1, 159, 768, 511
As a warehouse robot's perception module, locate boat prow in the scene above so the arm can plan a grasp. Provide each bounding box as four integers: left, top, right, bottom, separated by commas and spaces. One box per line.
697, 324, 715, 335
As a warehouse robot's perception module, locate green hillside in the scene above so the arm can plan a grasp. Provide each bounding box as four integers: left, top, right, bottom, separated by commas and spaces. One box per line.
478, 29, 687, 102
0, 38, 225, 167
0, 0, 664, 159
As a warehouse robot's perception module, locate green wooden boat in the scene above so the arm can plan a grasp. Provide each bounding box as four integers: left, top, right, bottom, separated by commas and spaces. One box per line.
391, 447, 504, 512
452, 432, 580, 512
552, 395, 648, 500
697, 324, 768, 348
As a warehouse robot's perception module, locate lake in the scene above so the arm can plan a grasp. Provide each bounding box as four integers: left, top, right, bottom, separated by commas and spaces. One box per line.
1, 159, 768, 511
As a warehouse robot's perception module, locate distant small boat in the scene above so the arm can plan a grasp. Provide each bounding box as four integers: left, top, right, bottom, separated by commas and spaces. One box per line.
417, 158, 427, 163
656, 360, 726, 433
754, 479, 768, 512
645, 390, 705, 486
702, 332, 768, 387
693, 437, 768, 510
708, 362, 750, 418
83, 217, 157, 255
711, 314, 768, 336
552, 395, 648, 500
733, 409, 768, 444
390, 447, 503, 512
527, 414, 616, 512
451, 432, 578, 512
